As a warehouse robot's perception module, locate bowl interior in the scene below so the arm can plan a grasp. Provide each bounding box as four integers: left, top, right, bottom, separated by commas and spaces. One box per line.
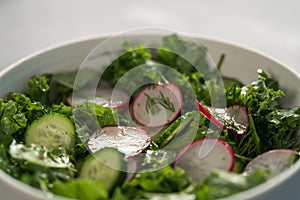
0, 34, 299, 200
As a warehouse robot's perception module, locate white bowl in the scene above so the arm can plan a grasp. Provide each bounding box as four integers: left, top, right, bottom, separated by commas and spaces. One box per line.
0, 34, 299, 200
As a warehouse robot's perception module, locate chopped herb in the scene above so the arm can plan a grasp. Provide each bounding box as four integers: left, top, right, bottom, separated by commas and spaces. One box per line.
144, 91, 175, 115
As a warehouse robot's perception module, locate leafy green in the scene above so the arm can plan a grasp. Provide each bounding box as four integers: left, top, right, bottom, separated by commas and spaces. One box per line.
115, 166, 191, 199
102, 43, 152, 85
9, 142, 75, 169
113, 186, 196, 200
136, 150, 176, 172
155, 34, 209, 75
224, 69, 300, 160
51, 103, 73, 121
0, 93, 46, 145
53, 69, 96, 90
241, 69, 284, 115
127, 166, 190, 193
195, 169, 271, 200
51, 69, 97, 104
73, 101, 118, 143
28, 74, 52, 105
51, 179, 108, 200
4, 142, 75, 191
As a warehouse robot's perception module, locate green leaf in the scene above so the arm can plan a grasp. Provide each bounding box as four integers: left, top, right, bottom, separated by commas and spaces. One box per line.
102, 43, 152, 85
0, 94, 47, 144
53, 69, 96, 90
28, 74, 52, 105
127, 166, 191, 193
223, 69, 299, 159
51, 179, 109, 200
73, 101, 118, 143
156, 34, 209, 75
195, 169, 270, 199
9, 141, 75, 170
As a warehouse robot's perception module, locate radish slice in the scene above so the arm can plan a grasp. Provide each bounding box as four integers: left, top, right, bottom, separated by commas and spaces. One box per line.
125, 156, 138, 183
87, 126, 151, 158
65, 95, 72, 106
67, 87, 130, 110
194, 100, 249, 135
131, 83, 183, 127
244, 149, 296, 176
174, 138, 235, 184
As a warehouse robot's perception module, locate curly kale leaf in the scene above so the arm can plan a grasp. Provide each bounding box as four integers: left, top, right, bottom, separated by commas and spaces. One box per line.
28, 74, 52, 105
114, 166, 191, 199
0, 93, 47, 145
225, 69, 300, 160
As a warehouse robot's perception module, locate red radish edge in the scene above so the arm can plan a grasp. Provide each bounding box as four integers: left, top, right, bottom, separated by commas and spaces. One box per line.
194, 100, 249, 135
109, 88, 130, 110
125, 156, 138, 183
66, 95, 72, 106
131, 83, 183, 128
174, 138, 235, 171
226, 105, 249, 135
194, 100, 224, 129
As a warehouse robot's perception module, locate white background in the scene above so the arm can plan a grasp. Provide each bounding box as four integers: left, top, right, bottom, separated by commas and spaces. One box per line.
0, 0, 299, 199
1, 0, 300, 74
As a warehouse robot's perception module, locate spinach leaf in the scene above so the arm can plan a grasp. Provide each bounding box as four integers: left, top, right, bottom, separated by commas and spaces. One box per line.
53, 69, 96, 90
102, 43, 152, 85
155, 34, 209, 75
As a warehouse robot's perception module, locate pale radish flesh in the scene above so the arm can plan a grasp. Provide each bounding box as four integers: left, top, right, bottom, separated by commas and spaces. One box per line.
131, 83, 183, 127
125, 156, 138, 183
244, 149, 296, 177
67, 87, 130, 110
87, 126, 151, 158
194, 100, 249, 135
174, 138, 235, 184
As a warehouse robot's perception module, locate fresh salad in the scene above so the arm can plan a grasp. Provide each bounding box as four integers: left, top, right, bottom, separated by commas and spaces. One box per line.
0, 34, 299, 200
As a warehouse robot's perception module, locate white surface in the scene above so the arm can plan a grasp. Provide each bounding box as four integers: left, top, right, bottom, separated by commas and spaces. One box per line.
0, 0, 300, 74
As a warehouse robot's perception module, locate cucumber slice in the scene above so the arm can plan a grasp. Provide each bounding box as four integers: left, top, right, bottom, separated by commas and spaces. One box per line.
25, 113, 75, 151
79, 147, 127, 191
152, 111, 197, 150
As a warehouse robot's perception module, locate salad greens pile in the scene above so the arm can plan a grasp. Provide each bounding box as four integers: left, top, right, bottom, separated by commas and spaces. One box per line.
0, 34, 299, 200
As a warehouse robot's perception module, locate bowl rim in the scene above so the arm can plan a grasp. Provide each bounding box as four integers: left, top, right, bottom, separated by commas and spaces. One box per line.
0, 32, 299, 200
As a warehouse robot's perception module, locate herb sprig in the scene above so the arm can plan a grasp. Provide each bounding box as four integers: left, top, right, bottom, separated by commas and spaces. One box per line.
145, 91, 175, 115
